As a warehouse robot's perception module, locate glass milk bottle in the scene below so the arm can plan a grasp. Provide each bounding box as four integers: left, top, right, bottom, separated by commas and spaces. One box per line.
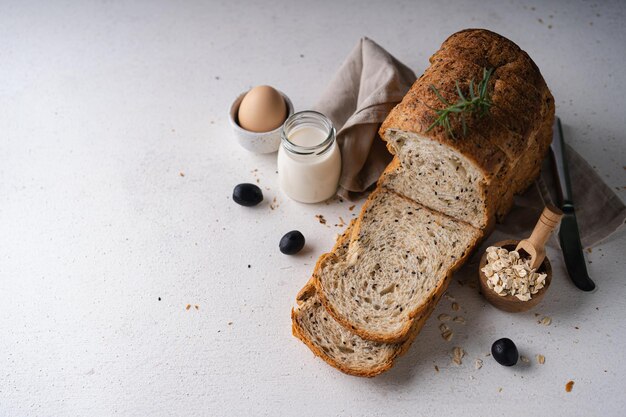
277, 111, 341, 203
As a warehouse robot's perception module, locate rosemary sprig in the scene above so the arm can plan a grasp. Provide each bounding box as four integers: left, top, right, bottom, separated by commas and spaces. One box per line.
425, 67, 494, 139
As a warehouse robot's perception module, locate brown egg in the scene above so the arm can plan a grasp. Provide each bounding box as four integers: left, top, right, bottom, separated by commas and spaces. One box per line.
238, 85, 287, 132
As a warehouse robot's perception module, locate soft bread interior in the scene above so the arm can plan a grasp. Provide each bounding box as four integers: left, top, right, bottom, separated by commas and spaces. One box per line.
382, 130, 488, 229
293, 223, 402, 377
292, 289, 401, 377
316, 189, 481, 341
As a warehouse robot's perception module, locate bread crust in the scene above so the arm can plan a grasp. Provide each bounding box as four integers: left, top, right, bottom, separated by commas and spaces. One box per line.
379, 28, 554, 229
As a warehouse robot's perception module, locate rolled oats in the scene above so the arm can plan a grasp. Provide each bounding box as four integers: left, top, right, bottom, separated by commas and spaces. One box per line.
452, 347, 465, 365
441, 330, 453, 341
481, 246, 547, 301
540, 316, 552, 326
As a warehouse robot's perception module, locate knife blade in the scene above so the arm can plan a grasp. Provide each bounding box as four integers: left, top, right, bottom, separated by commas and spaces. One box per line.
550, 118, 595, 291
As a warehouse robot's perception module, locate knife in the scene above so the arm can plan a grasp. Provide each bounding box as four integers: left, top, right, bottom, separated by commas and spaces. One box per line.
550, 118, 596, 291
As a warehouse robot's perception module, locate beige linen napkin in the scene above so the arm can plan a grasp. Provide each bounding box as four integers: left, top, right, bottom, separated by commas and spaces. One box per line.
314, 37, 416, 197
315, 37, 625, 248
492, 144, 626, 249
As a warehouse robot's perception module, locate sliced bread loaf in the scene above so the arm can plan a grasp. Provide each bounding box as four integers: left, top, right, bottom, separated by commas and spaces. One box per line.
313, 188, 481, 343
292, 28, 554, 375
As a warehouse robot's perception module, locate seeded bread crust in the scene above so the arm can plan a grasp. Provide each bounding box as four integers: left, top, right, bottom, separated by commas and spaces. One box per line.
432, 29, 555, 218
379, 28, 554, 228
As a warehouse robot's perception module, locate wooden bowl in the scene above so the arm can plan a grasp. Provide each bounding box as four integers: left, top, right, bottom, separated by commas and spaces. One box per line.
478, 239, 552, 313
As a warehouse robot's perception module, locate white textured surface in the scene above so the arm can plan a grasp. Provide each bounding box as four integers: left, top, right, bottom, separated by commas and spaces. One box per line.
1, 1, 625, 416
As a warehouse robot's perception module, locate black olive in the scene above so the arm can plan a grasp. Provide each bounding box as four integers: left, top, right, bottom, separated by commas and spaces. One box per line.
279, 231, 305, 255
232, 183, 263, 206
491, 338, 519, 366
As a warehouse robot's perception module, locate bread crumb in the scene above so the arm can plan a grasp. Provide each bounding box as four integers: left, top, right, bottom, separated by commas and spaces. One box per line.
194, 305, 199, 310
498, 387, 503, 393
452, 347, 465, 365
434, 365, 439, 372
453, 316, 465, 324
536, 354, 545, 364
349, 205, 356, 211
565, 380, 574, 392
179, 172, 185, 177
475, 359, 483, 370
520, 355, 530, 363
270, 197, 279, 210
444, 293, 455, 302
451, 302, 460, 311
439, 323, 450, 333
315, 214, 327, 225
185, 304, 191, 310
442, 330, 453, 342
539, 316, 552, 326
228, 322, 233, 325
438, 313, 452, 321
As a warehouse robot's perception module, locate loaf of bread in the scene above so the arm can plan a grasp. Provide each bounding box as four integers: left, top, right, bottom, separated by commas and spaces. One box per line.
379, 29, 554, 230
292, 29, 554, 376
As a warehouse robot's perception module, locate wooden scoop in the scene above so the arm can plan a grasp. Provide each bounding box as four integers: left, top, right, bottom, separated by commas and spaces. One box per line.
515, 205, 563, 269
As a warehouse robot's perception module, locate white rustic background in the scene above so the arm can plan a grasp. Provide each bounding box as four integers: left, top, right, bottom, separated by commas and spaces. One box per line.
1, 0, 625, 416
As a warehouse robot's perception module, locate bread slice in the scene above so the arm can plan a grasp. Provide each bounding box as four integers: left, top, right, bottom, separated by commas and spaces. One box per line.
292, 222, 403, 377
293, 292, 398, 376
313, 188, 481, 343
292, 222, 446, 376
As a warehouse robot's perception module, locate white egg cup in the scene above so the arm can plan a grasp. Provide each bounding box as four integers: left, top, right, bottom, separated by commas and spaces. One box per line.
229, 90, 294, 154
